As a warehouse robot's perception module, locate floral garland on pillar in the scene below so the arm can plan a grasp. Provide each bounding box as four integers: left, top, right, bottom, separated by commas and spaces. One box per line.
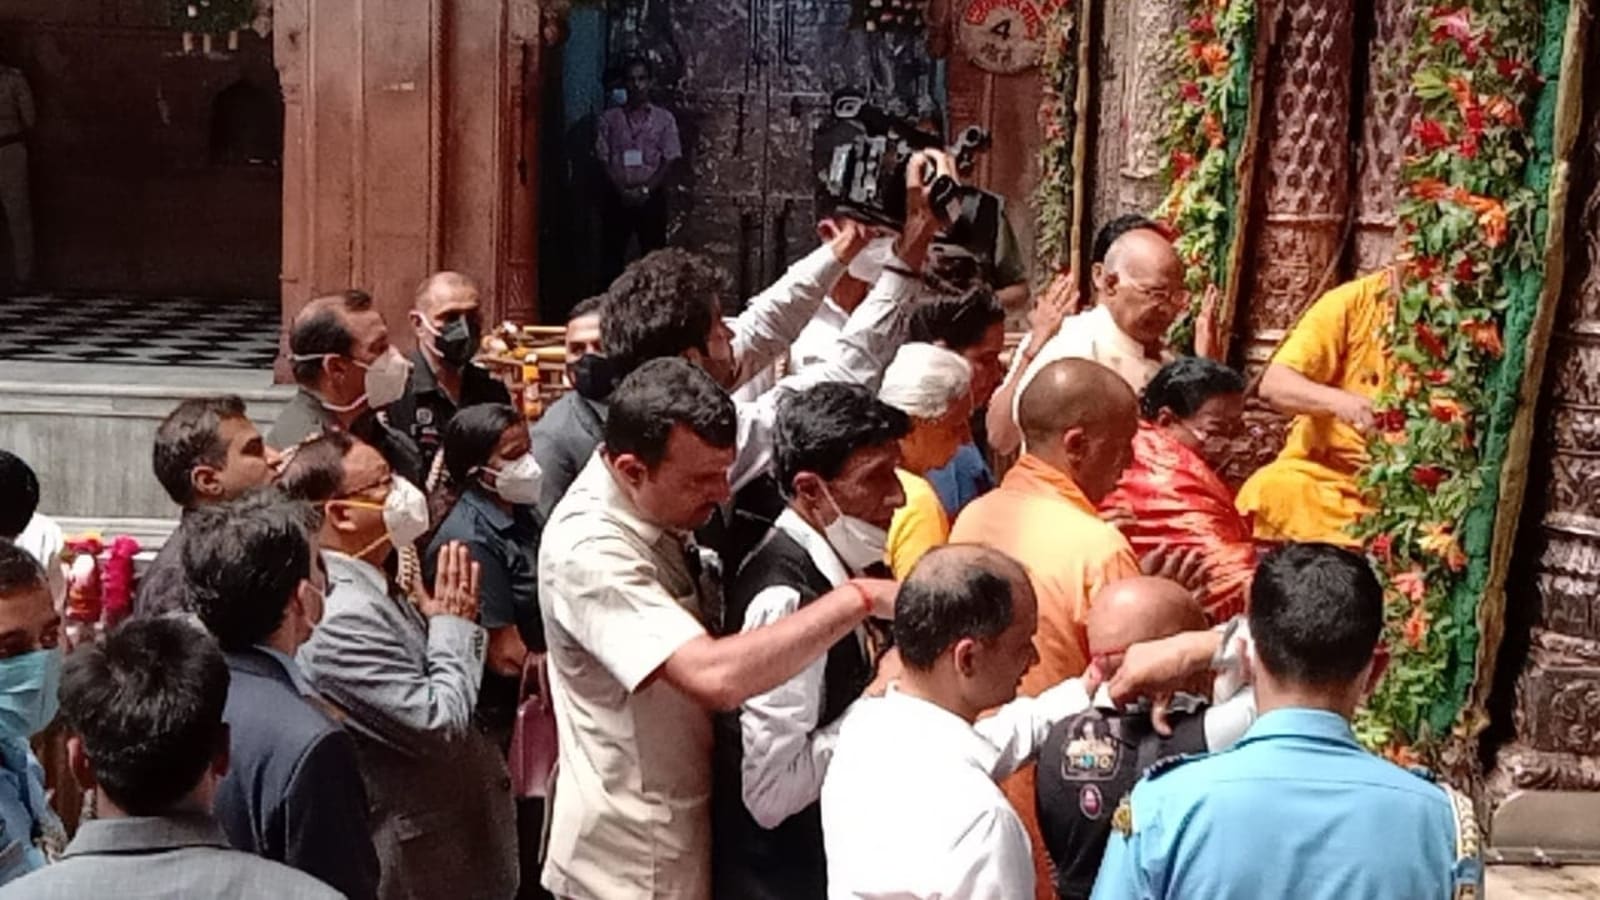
1032, 0, 1079, 277
1154, 0, 1255, 351
1353, 0, 1550, 758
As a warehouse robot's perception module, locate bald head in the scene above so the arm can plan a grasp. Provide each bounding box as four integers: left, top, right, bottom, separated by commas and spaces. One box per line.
414, 271, 479, 314
1086, 576, 1207, 657
1018, 358, 1137, 451
1101, 228, 1186, 349
1103, 228, 1181, 280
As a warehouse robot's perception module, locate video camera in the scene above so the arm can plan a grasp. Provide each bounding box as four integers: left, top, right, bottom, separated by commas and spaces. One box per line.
817, 91, 1005, 265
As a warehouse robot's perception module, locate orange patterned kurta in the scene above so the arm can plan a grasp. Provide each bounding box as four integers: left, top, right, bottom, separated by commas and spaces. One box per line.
1101, 422, 1257, 623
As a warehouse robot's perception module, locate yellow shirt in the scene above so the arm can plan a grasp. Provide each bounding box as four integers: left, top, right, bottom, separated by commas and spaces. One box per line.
1237, 271, 1390, 545
886, 469, 950, 580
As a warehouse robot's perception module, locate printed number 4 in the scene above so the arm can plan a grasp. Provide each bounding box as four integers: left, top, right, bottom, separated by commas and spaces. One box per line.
990, 17, 1012, 38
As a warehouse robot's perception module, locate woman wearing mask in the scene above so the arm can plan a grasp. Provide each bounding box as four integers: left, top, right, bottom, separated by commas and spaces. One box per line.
425, 403, 543, 749
426, 404, 546, 900
878, 343, 974, 579
0, 542, 65, 887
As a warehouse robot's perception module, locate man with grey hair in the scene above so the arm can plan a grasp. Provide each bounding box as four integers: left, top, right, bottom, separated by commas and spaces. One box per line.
878, 342, 973, 578
987, 228, 1187, 456
821, 544, 1228, 900
386, 271, 512, 466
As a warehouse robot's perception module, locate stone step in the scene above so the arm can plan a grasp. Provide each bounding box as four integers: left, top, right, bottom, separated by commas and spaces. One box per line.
0, 361, 293, 547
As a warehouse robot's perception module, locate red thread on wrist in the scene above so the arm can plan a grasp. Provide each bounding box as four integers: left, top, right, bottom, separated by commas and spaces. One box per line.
844, 581, 873, 618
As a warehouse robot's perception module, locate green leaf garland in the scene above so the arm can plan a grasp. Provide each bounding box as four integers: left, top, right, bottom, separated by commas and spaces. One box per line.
1154, 0, 1255, 352
1352, 0, 1555, 761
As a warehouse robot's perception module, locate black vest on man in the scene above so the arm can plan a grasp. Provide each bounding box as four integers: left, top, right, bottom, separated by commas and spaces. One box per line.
1035, 697, 1210, 900
712, 525, 874, 900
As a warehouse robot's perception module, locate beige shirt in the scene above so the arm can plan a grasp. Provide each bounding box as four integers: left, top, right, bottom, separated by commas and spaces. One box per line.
538, 453, 715, 900
1008, 304, 1167, 425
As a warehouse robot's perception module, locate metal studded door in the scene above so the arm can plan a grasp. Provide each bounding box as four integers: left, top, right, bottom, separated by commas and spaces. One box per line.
664, 0, 938, 303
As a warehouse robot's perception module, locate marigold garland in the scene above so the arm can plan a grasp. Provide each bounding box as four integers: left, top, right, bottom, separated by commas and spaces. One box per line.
1352, 0, 1550, 757
1032, 0, 1079, 278
1153, 0, 1255, 351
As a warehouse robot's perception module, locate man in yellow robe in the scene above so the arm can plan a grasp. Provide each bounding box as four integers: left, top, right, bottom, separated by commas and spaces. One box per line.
1236, 270, 1391, 546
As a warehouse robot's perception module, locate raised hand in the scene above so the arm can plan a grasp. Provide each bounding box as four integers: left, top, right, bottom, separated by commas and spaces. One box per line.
424, 541, 481, 621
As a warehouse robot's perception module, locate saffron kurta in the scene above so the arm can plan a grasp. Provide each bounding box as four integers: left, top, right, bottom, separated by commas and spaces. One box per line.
1236, 271, 1391, 546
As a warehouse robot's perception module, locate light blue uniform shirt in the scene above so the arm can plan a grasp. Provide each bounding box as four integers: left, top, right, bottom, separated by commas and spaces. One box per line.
1091, 708, 1480, 900
0, 738, 61, 886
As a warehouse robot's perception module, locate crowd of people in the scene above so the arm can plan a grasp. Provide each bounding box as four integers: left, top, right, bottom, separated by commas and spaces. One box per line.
0, 153, 1484, 900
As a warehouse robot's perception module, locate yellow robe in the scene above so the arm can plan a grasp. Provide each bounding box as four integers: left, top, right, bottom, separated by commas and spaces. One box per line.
1236, 271, 1390, 546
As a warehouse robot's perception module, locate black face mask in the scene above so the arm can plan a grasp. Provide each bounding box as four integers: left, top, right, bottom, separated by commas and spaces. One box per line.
430, 317, 480, 369
569, 353, 615, 402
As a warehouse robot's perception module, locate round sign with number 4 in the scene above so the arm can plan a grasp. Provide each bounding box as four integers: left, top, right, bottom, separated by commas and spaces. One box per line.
958, 0, 1047, 74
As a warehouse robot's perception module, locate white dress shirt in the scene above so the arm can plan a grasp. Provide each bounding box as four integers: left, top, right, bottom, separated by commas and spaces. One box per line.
730, 263, 921, 492
1007, 304, 1169, 426
822, 679, 1093, 899
731, 296, 852, 404
736, 508, 864, 828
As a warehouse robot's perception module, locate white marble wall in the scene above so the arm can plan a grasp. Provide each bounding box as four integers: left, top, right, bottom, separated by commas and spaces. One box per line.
0, 362, 293, 549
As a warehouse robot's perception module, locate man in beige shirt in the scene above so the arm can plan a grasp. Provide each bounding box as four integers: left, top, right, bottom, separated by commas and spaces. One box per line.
987, 228, 1186, 456
0, 61, 34, 286
538, 358, 897, 900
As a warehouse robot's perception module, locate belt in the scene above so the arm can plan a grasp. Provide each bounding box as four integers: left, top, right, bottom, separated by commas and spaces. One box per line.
0, 134, 22, 149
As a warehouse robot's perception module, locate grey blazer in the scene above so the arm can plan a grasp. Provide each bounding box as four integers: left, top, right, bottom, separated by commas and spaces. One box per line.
298, 551, 519, 900
0, 814, 341, 899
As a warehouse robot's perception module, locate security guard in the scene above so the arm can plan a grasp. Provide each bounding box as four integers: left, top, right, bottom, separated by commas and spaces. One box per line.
1091, 544, 1483, 900
1035, 577, 1258, 900
0, 60, 34, 286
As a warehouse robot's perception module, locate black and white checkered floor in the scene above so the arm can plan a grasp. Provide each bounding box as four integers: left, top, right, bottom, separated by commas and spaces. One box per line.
0, 295, 279, 369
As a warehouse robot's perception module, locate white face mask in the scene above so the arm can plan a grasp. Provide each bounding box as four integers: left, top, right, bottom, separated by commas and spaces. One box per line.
295, 348, 413, 413
360, 348, 412, 409
847, 236, 897, 284
382, 476, 431, 547
820, 485, 889, 574
482, 454, 543, 506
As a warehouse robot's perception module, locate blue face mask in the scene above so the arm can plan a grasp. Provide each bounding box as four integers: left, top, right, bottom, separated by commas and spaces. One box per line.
0, 649, 61, 740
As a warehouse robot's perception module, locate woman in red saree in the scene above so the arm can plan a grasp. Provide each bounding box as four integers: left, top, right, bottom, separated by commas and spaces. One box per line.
1101, 357, 1256, 623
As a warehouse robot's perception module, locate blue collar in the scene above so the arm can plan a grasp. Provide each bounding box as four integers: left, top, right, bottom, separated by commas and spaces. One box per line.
461, 486, 516, 532
1235, 708, 1360, 749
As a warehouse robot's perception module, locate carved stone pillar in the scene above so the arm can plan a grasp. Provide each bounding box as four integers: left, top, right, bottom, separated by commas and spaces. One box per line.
1351, 0, 1421, 274
1489, 131, 1600, 795
1226, 0, 1355, 484
1116, 0, 1185, 216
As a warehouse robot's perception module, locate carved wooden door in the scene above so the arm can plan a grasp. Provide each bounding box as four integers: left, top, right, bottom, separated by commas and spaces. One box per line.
667, 0, 937, 303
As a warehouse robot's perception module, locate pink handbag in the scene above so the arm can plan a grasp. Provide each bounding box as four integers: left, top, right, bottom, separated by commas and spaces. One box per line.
508, 655, 559, 799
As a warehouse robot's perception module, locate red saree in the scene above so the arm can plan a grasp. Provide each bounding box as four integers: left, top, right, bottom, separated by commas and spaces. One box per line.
1101, 422, 1257, 623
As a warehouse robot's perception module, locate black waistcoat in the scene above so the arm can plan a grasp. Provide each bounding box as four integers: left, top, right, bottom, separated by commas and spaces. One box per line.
712, 525, 874, 900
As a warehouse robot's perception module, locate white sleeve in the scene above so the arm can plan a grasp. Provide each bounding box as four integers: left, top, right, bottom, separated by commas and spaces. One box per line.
738, 585, 839, 828
729, 245, 846, 390
727, 264, 921, 492
1202, 687, 1257, 751
973, 677, 1092, 779
947, 807, 1039, 900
